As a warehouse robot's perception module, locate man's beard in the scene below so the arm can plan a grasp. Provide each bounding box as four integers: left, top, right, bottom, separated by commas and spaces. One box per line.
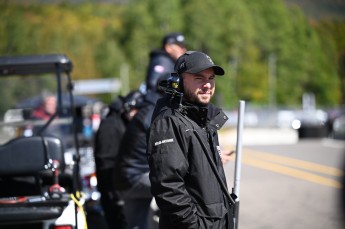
183, 89, 211, 106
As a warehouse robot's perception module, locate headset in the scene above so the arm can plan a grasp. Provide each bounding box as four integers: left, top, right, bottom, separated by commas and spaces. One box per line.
168, 72, 181, 91
164, 72, 183, 106
164, 51, 196, 105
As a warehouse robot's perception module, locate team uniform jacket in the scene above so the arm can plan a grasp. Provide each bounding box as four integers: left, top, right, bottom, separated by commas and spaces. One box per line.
94, 107, 127, 193
94, 99, 127, 228
145, 49, 175, 91
147, 97, 232, 229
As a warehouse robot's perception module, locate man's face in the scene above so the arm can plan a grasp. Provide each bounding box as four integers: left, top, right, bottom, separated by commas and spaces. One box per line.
182, 68, 215, 106
165, 43, 187, 60
44, 96, 57, 115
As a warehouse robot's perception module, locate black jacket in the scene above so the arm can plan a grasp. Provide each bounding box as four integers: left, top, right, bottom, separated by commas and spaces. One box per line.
94, 101, 127, 193
145, 49, 175, 91
114, 90, 162, 190
147, 97, 232, 229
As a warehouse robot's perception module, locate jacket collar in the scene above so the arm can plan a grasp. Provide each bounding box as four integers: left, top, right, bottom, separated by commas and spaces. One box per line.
180, 102, 208, 127
180, 100, 228, 130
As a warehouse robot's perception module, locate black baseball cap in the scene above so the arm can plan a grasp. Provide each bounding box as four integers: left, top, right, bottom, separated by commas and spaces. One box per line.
162, 32, 186, 47
174, 51, 225, 76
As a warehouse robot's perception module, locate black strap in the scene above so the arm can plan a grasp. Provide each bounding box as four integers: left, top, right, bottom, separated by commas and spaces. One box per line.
193, 130, 236, 206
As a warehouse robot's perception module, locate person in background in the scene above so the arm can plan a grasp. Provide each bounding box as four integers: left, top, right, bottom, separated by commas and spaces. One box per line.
28, 93, 63, 137
147, 51, 235, 229
145, 32, 187, 92
93, 90, 143, 229
113, 32, 187, 229
32, 94, 57, 120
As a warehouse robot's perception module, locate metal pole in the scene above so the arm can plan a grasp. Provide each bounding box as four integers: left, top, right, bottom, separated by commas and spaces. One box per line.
233, 100, 245, 229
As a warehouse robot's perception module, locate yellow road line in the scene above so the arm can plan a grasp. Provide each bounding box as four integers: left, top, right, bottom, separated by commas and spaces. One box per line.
242, 155, 342, 189
244, 149, 344, 177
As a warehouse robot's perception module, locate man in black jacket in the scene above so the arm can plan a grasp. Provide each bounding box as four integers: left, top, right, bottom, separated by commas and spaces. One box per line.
113, 32, 187, 229
94, 90, 143, 229
113, 89, 162, 229
147, 51, 234, 229
145, 32, 187, 92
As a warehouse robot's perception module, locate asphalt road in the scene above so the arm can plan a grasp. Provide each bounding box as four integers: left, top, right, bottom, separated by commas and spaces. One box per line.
220, 129, 345, 229
86, 127, 345, 229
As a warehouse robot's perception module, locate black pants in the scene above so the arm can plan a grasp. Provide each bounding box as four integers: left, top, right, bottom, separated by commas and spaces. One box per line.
100, 191, 127, 229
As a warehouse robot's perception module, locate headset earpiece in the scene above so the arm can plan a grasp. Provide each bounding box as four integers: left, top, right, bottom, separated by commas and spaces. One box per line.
168, 72, 181, 91
165, 72, 183, 106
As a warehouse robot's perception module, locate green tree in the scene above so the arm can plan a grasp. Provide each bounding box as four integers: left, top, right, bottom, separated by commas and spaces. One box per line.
119, 0, 184, 89
0, 0, 343, 111
314, 20, 345, 104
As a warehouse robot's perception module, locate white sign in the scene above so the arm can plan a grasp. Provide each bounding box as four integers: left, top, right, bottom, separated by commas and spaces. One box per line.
73, 79, 121, 95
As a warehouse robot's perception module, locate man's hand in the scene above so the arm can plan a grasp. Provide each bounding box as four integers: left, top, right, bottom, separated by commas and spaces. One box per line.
221, 150, 235, 165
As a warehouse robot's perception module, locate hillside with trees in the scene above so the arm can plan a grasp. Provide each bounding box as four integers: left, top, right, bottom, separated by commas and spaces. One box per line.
285, 0, 345, 21
0, 0, 343, 113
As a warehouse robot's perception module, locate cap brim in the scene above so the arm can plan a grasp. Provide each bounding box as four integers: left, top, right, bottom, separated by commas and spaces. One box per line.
212, 66, 225, 75
186, 64, 225, 76
165, 41, 186, 47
